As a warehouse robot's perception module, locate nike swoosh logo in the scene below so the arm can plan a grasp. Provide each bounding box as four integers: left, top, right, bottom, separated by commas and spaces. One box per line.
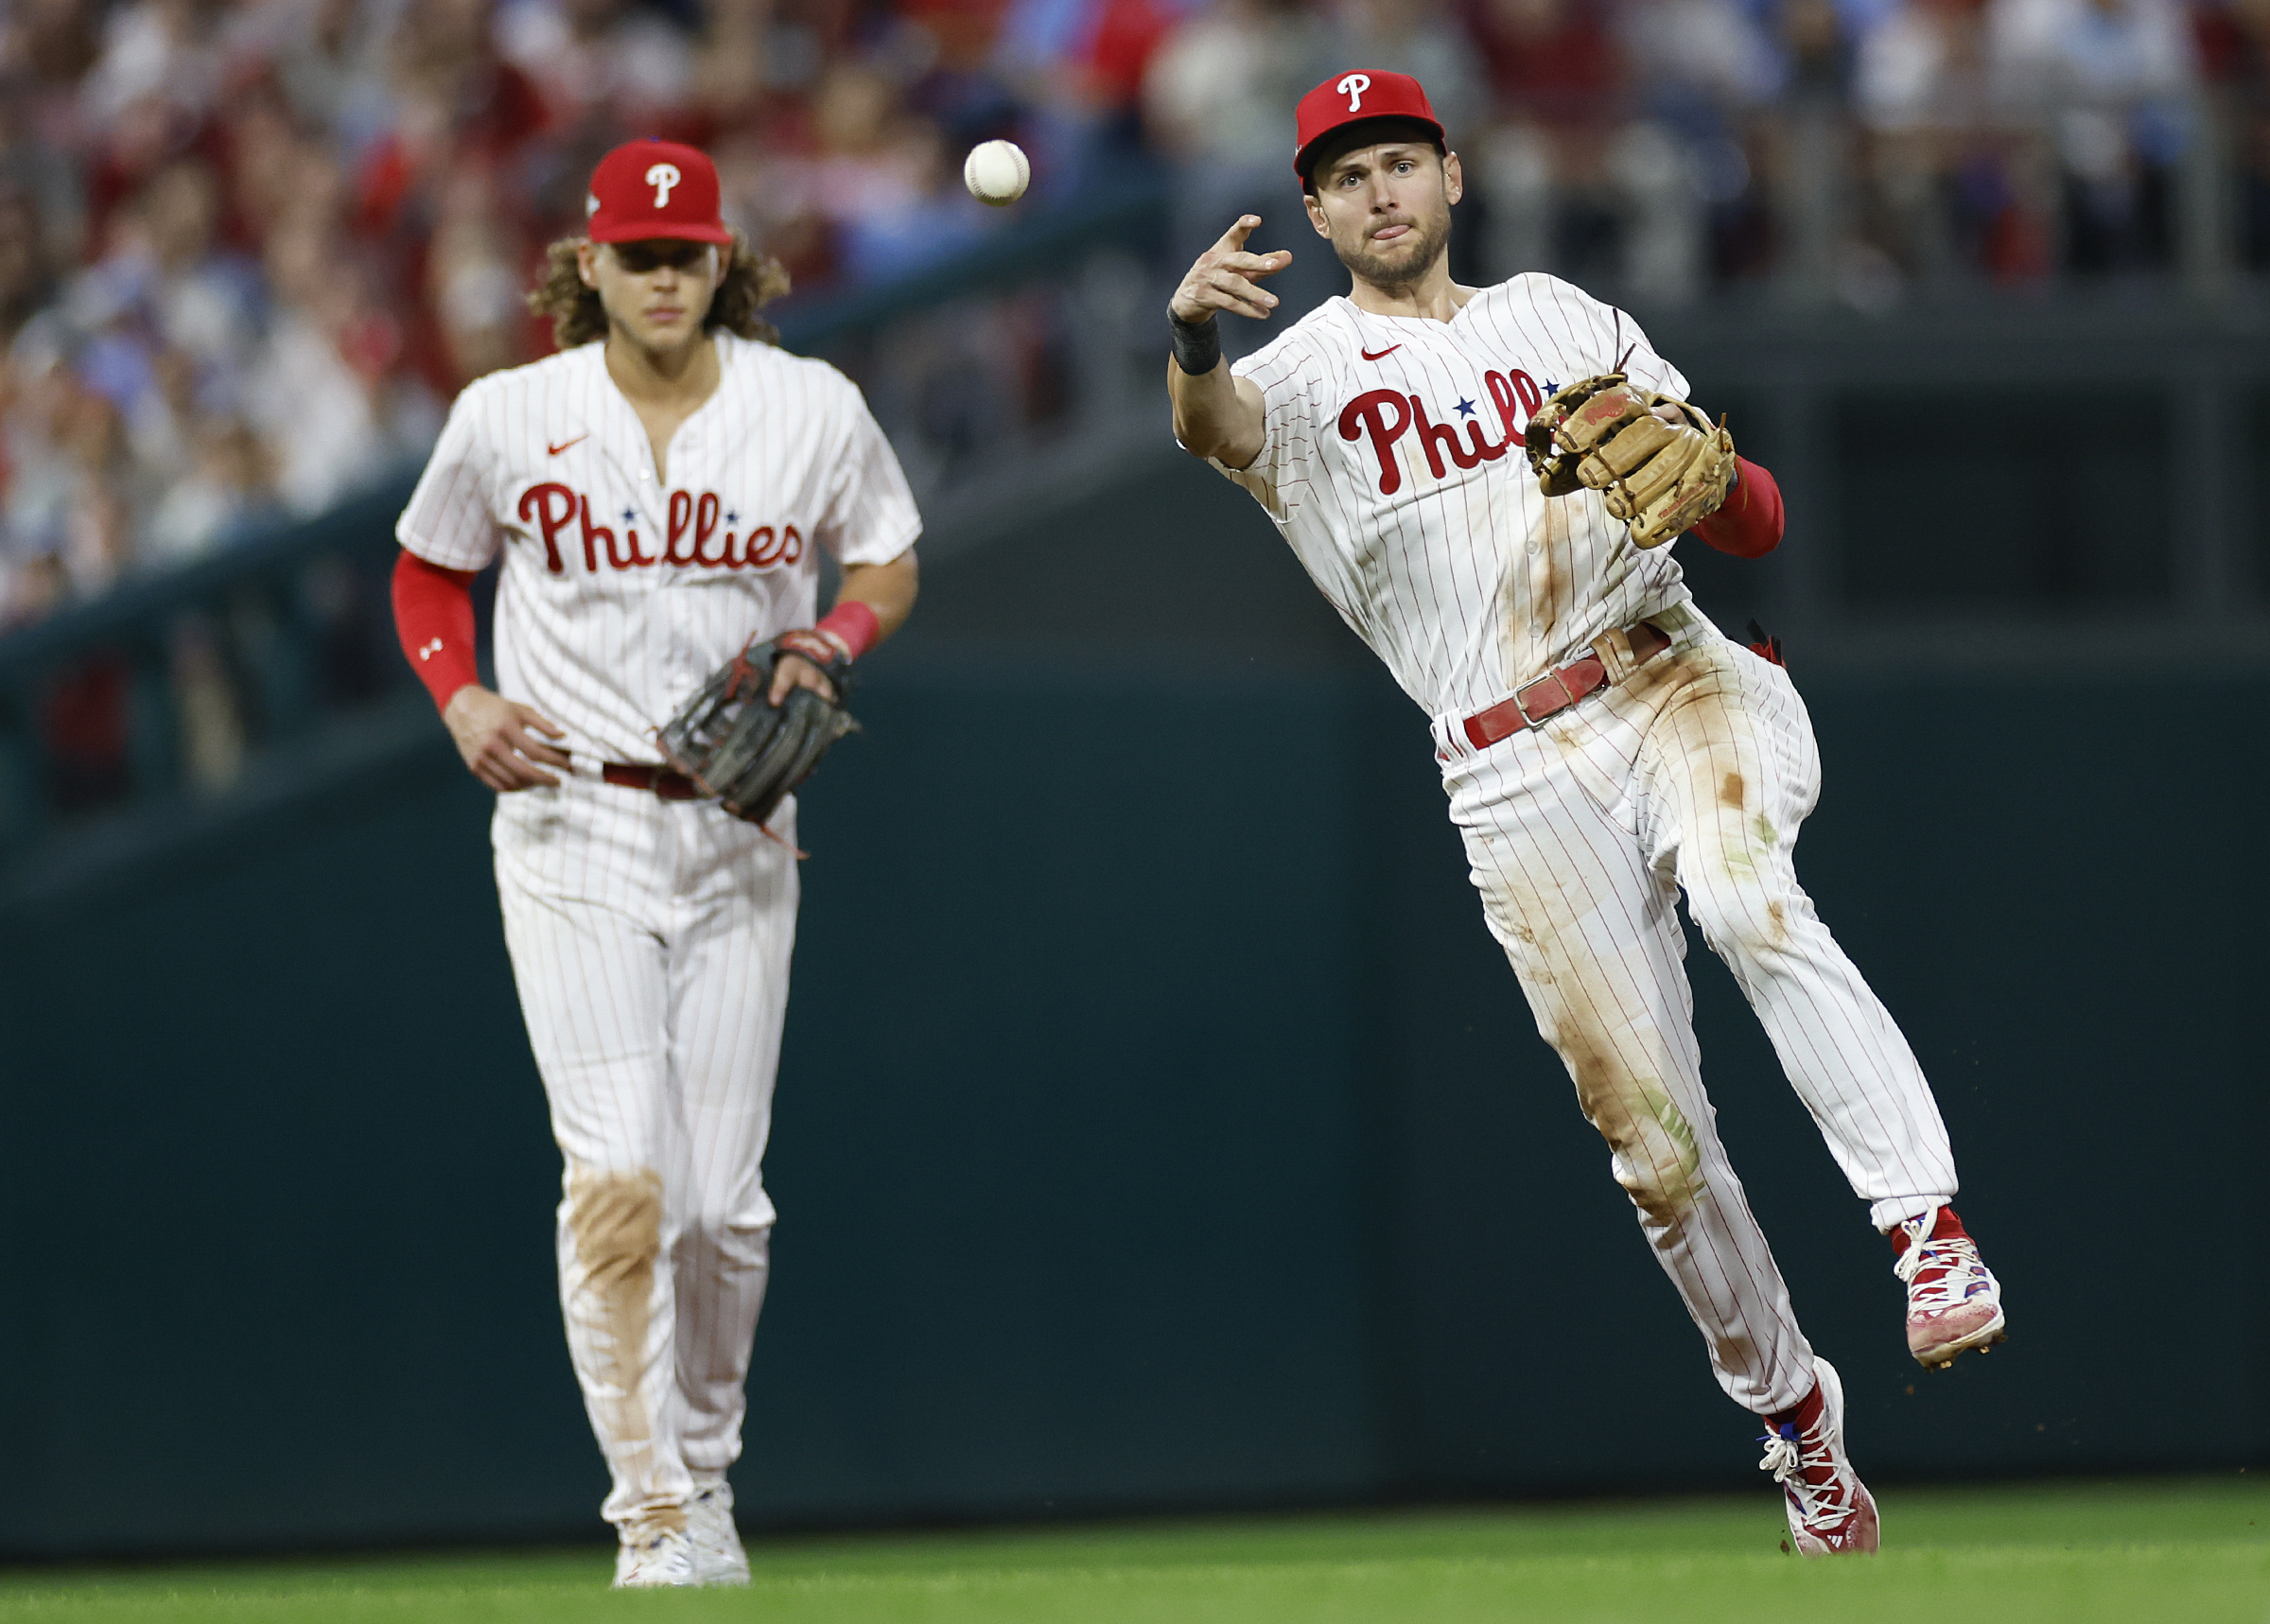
548, 434, 587, 456
1360, 345, 1401, 360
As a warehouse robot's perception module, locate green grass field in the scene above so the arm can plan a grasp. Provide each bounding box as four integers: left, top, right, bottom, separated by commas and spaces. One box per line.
3, 1477, 2262, 1623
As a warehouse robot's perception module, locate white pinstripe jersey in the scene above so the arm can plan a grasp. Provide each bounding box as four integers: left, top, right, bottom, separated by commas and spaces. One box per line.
1215, 273, 1697, 719
396, 332, 921, 763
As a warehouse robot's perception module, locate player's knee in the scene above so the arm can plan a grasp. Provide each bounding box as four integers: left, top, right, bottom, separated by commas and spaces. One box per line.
1687, 886, 1796, 965
1607, 1142, 1700, 1225
1568, 1052, 1702, 1222
568, 1169, 664, 1290
682, 1205, 773, 1267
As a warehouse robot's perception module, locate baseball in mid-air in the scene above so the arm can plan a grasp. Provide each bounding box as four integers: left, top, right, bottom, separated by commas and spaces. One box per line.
963, 140, 1030, 207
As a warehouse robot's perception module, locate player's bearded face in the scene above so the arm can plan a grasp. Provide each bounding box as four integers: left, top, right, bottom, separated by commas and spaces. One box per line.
582, 238, 722, 352
1308, 144, 1458, 291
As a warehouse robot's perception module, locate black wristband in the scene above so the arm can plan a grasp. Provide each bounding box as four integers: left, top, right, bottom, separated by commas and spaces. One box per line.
1169, 311, 1222, 375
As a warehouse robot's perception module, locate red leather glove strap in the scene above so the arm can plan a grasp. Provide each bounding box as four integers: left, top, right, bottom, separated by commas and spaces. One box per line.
1692, 456, 1785, 559
775, 628, 845, 670
392, 550, 480, 713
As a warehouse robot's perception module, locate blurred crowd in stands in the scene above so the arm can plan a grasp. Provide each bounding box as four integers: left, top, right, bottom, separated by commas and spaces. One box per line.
3, 0, 2268, 630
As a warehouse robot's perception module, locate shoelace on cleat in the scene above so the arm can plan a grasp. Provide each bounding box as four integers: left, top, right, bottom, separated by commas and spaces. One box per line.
1895, 1232, 1992, 1312
1892, 1213, 1937, 1283
1757, 1423, 1803, 1485
1758, 1420, 1860, 1532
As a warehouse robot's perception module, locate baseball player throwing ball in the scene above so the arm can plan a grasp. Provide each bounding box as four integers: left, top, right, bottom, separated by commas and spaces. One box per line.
391, 138, 920, 1586
1167, 74, 2004, 1555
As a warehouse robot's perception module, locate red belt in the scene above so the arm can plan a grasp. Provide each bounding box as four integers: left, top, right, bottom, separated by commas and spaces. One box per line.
1460, 620, 1672, 752
602, 761, 703, 800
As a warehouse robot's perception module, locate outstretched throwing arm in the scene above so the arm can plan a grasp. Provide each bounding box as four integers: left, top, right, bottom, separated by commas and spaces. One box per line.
1166, 216, 1288, 470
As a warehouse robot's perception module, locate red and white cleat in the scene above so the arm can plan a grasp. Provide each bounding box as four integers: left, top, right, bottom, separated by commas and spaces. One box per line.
1894, 1205, 2006, 1369
1758, 1357, 1880, 1556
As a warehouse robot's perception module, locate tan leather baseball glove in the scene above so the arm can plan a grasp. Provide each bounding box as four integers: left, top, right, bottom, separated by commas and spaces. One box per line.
1524, 374, 1737, 550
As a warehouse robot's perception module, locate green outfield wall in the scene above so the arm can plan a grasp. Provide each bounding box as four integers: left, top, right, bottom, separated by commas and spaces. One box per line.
3, 454, 2265, 1556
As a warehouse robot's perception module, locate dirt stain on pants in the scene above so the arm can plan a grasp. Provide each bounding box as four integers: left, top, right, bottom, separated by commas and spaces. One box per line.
1448, 631, 1960, 1411
567, 1167, 683, 1533
1555, 1014, 1702, 1225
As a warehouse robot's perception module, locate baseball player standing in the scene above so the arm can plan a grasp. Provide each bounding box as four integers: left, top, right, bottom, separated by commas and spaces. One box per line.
390, 139, 920, 1586
1166, 74, 2004, 1554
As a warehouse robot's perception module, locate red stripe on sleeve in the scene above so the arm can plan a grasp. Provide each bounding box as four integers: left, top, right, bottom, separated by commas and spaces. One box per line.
1692, 456, 1784, 559
392, 550, 481, 713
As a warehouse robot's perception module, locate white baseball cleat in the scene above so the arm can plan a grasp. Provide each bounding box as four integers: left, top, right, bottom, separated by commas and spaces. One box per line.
612, 1521, 695, 1588
686, 1479, 751, 1587
1894, 1206, 2006, 1369
1757, 1356, 1880, 1556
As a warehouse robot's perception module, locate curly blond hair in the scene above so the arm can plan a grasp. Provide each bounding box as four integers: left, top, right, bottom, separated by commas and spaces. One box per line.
526, 233, 792, 350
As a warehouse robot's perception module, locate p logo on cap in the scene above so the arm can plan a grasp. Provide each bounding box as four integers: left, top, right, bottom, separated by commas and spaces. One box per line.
1293, 70, 1443, 180
585, 140, 732, 245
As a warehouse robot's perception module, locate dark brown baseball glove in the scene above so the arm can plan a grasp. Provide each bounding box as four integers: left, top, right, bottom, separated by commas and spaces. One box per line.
655, 629, 859, 827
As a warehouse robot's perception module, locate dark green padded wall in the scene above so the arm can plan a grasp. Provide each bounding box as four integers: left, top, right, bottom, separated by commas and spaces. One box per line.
3, 449, 2262, 1555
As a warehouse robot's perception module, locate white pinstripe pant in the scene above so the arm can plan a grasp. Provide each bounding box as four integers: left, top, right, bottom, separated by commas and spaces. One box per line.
494, 774, 796, 1530
1433, 620, 1958, 1414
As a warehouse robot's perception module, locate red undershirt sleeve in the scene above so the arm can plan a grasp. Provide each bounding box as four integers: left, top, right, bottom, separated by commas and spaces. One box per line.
1691, 456, 1785, 559
392, 550, 481, 713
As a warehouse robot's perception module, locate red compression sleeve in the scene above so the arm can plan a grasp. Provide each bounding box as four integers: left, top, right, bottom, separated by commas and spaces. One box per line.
815, 599, 880, 659
1692, 457, 1784, 559
392, 550, 480, 713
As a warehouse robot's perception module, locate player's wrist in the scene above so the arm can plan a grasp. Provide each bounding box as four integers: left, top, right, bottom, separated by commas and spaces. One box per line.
774, 627, 856, 682
814, 600, 880, 661
439, 681, 488, 724
1168, 309, 1221, 375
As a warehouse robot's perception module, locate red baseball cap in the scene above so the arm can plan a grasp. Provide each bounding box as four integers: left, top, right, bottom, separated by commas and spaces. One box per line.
1294, 71, 1443, 181
585, 138, 733, 245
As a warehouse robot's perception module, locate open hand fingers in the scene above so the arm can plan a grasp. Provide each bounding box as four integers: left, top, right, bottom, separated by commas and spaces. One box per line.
767, 653, 836, 707
1218, 250, 1291, 280
463, 720, 565, 790
1212, 214, 1261, 254
489, 733, 563, 789
1173, 223, 1288, 323
477, 742, 558, 792
477, 758, 528, 793
445, 687, 565, 792
1197, 268, 1278, 319
507, 717, 572, 769
494, 761, 561, 791
507, 704, 569, 766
